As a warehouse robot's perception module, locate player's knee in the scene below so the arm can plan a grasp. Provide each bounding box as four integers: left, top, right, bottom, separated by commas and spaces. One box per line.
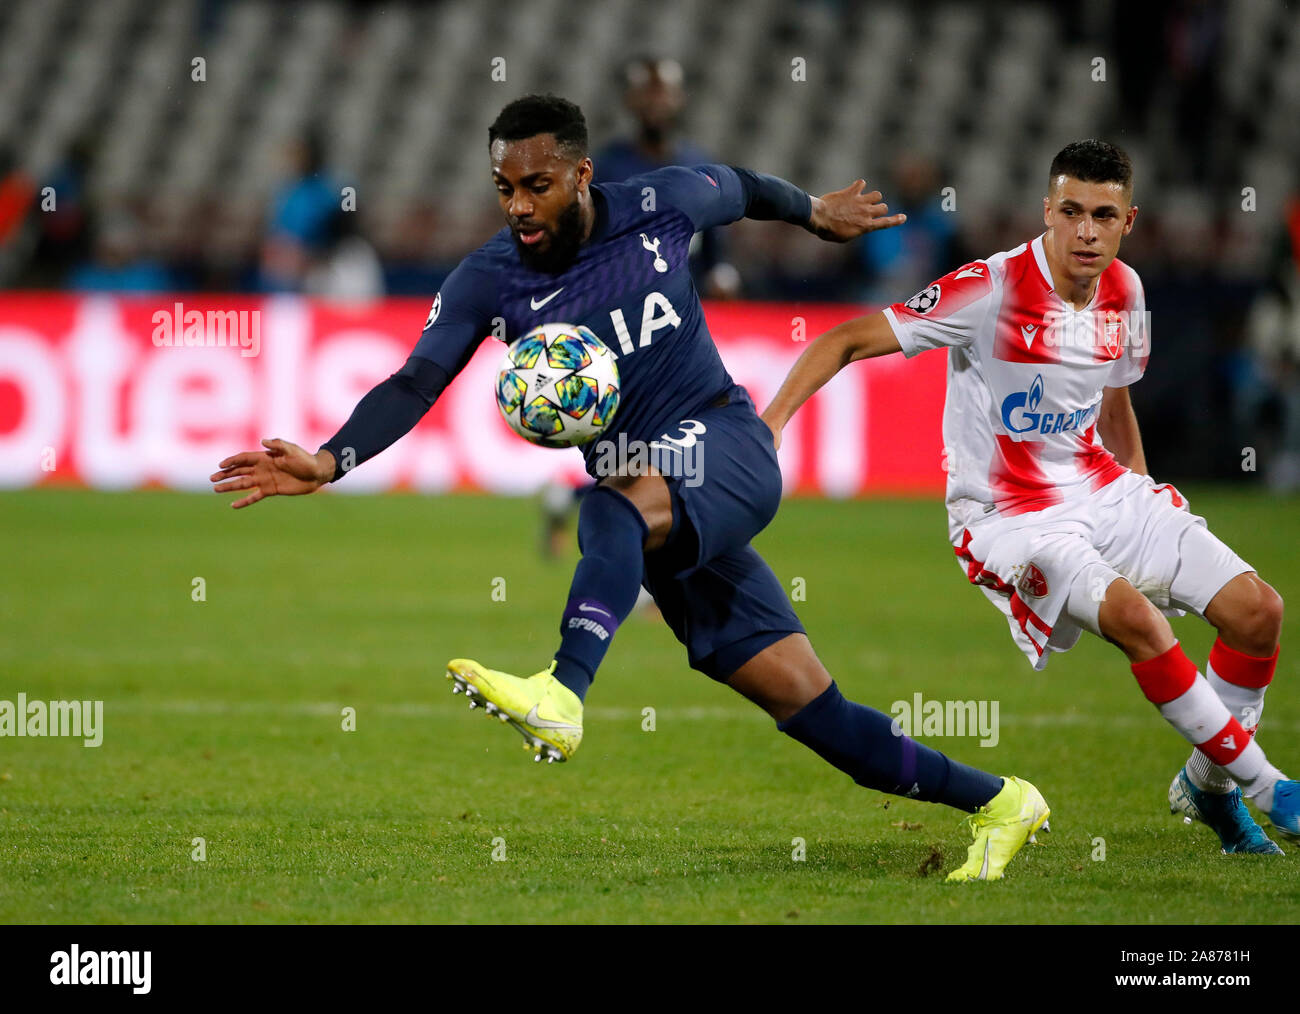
791, 657, 832, 708
1255, 582, 1284, 648
1230, 578, 1284, 654
759, 661, 830, 722
727, 635, 831, 722
1101, 588, 1169, 657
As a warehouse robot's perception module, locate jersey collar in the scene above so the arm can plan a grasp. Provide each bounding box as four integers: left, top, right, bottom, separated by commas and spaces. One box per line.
1032, 231, 1101, 313
1031, 233, 1053, 289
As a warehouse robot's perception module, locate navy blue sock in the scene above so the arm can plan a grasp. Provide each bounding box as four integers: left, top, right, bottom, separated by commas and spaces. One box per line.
777, 681, 1003, 812
552, 487, 647, 700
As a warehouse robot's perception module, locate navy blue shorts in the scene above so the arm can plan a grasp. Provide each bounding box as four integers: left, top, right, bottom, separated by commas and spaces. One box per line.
635, 385, 805, 681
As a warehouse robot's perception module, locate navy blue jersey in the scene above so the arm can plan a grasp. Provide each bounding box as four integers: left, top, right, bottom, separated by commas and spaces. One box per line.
592, 139, 728, 287
408, 164, 790, 473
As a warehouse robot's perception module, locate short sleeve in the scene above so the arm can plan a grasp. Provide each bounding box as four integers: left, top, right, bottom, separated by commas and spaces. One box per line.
407, 259, 496, 377
883, 261, 995, 358
1107, 275, 1149, 387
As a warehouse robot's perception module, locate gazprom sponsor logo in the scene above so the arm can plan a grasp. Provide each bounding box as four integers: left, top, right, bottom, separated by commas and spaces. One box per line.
1000, 374, 1098, 435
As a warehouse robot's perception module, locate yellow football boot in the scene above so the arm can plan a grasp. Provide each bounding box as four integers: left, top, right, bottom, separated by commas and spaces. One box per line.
445, 659, 583, 763
946, 776, 1051, 882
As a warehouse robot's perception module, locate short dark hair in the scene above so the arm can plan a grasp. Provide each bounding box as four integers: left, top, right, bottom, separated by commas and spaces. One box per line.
1049, 139, 1133, 193
488, 94, 588, 160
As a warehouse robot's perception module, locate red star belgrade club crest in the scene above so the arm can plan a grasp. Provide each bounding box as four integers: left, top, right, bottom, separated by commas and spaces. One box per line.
1018, 563, 1049, 598
1102, 309, 1125, 360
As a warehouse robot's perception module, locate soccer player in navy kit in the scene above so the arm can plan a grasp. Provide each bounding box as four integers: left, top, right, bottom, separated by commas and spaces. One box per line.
212, 95, 1049, 880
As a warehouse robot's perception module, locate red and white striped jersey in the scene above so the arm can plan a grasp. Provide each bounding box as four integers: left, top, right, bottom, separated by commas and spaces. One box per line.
883, 233, 1150, 536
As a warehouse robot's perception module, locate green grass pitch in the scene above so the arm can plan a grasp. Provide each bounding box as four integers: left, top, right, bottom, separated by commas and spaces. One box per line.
2, 486, 1299, 924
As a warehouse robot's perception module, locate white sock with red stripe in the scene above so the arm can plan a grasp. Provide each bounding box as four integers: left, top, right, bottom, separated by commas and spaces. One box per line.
1185, 638, 1278, 794
1131, 643, 1285, 812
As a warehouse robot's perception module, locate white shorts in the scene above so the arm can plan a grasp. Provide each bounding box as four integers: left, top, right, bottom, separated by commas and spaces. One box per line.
951, 470, 1253, 670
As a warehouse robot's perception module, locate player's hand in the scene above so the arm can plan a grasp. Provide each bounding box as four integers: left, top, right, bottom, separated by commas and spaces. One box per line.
210, 439, 331, 509
807, 180, 907, 242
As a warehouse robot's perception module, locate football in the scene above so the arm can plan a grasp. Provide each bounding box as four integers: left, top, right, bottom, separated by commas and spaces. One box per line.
495, 322, 620, 447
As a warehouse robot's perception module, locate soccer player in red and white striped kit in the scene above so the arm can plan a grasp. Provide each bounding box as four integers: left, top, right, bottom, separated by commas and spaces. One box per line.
764, 140, 1297, 854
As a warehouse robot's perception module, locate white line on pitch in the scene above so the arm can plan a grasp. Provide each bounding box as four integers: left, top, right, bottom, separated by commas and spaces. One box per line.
84, 699, 1300, 731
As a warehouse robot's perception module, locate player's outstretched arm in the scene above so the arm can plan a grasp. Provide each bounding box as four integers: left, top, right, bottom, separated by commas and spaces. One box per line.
210, 258, 484, 510
210, 352, 455, 508
210, 438, 333, 509
806, 180, 907, 242
667, 165, 905, 243
761, 311, 901, 448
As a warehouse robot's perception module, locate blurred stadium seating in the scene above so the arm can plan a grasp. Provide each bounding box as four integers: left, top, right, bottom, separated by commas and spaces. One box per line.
0, 0, 1295, 278
0, 0, 1298, 484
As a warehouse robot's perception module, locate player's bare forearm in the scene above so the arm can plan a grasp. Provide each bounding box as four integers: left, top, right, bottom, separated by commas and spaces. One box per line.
762, 312, 901, 441
1098, 385, 1147, 475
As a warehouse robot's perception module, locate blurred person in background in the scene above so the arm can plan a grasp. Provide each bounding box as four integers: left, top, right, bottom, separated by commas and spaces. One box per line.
68, 209, 172, 293
24, 135, 95, 288
304, 204, 385, 302
854, 152, 957, 305
260, 130, 346, 293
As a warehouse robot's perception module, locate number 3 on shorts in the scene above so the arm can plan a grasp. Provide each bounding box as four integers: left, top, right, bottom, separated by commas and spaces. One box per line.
653, 419, 707, 451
